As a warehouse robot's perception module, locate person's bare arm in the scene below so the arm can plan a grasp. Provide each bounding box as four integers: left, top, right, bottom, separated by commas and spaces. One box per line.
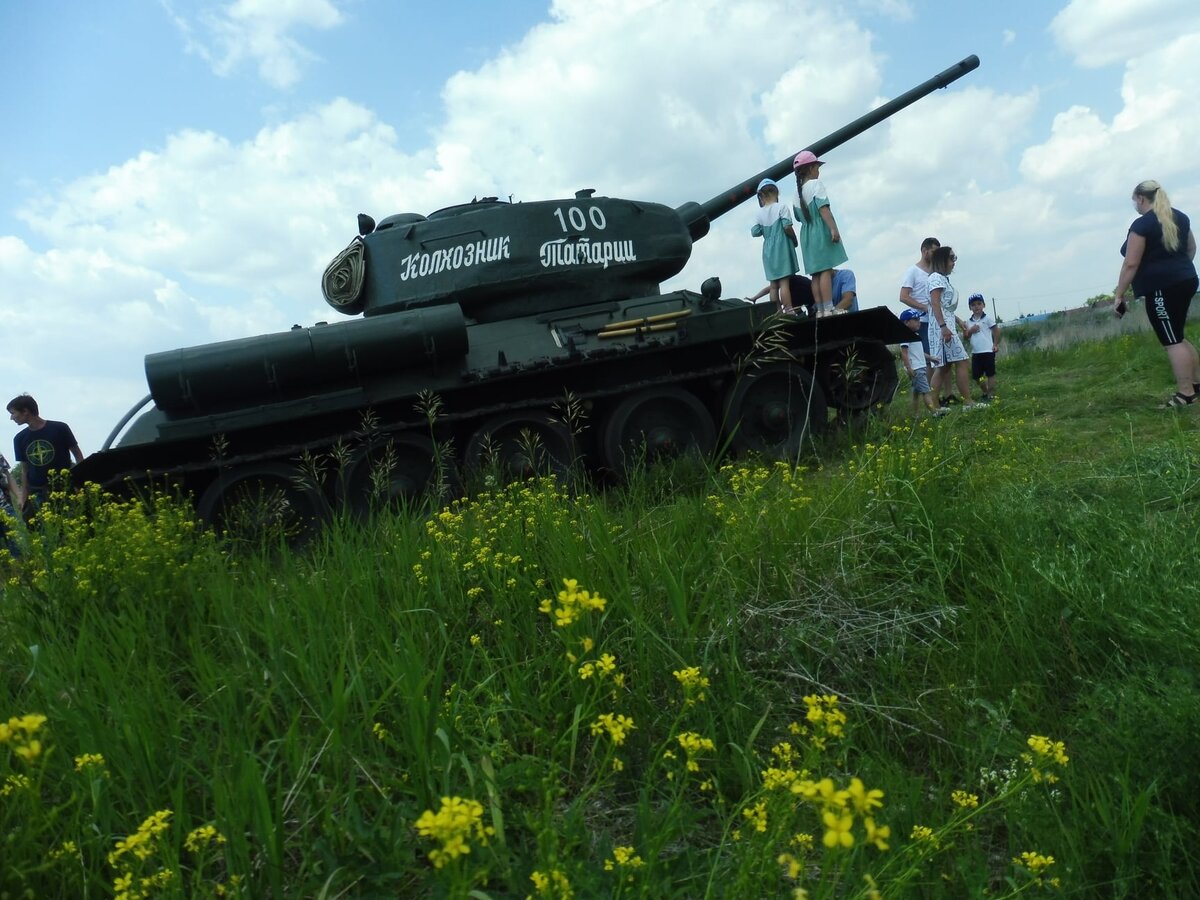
10, 465, 27, 510
71, 444, 84, 465
899, 286, 928, 312
819, 206, 840, 243
1114, 231, 1145, 305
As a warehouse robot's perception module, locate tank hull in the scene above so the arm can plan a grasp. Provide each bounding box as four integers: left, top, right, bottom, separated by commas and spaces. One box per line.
73, 295, 908, 522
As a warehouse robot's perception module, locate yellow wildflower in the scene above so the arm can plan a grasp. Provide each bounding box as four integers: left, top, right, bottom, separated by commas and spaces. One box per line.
603, 845, 645, 871
743, 801, 768, 833
590, 713, 635, 746
414, 796, 495, 868
909, 824, 939, 847
864, 818, 891, 851
846, 777, 884, 814
1013, 850, 1056, 875
185, 824, 227, 853
777, 852, 802, 880
951, 789, 979, 809
821, 810, 854, 849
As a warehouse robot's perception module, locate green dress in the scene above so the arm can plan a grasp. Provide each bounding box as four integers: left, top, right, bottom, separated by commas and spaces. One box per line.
751, 201, 799, 281
796, 179, 848, 275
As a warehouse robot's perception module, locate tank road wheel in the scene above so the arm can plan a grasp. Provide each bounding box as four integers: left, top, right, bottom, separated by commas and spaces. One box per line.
336, 434, 450, 519
722, 363, 827, 459
464, 411, 576, 482
819, 341, 899, 413
196, 462, 328, 545
601, 386, 716, 475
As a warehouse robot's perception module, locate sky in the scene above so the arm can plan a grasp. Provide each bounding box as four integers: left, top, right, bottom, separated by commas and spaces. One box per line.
3, 0, 1199, 453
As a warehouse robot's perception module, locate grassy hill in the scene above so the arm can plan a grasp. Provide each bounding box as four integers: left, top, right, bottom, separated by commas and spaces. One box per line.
2, 307, 1198, 897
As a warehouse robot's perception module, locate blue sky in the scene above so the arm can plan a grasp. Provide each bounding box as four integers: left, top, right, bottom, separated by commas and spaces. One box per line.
3, 0, 1199, 451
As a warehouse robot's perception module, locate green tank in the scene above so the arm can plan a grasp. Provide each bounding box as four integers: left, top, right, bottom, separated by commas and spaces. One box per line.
74, 56, 979, 529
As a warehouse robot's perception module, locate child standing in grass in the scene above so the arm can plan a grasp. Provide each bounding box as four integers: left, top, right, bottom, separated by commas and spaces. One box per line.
750, 178, 799, 314
964, 293, 999, 400
899, 309, 937, 416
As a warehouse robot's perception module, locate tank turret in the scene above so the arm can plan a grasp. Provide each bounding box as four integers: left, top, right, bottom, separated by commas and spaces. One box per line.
76, 55, 980, 536
322, 56, 979, 323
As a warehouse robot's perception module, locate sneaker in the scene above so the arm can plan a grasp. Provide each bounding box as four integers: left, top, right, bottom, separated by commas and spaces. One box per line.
938, 397, 950, 408
932, 406, 951, 417
943, 395, 961, 406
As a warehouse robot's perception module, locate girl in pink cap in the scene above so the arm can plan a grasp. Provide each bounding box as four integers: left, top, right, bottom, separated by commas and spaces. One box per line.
793, 150, 849, 317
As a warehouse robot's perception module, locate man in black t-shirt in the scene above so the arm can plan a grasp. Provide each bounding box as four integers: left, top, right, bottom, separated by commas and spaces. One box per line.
6, 394, 84, 509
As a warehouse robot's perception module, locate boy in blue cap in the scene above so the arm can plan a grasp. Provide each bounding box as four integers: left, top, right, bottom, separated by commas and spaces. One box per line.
899, 309, 938, 415
963, 293, 999, 401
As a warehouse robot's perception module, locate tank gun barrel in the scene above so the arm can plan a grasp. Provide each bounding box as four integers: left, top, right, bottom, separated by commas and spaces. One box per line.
677, 54, 980, 240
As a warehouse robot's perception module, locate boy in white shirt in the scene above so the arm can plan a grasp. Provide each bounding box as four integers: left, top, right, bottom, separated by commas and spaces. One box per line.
964, 293, 1000, 401
899, 309, 938, 416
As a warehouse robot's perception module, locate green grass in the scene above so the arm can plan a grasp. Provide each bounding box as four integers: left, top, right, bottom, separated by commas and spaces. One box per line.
3, 313, 1200, 898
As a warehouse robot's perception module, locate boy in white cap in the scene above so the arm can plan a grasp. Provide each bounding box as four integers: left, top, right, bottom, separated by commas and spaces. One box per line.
750, 178, 799, 314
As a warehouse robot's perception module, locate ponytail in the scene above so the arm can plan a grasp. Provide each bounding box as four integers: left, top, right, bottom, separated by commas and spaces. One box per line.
794, 170, 812, 224
1135, 180, 1180, 252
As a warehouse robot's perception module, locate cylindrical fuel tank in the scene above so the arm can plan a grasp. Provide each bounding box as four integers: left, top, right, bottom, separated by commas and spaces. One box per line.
147, 304, 469, 414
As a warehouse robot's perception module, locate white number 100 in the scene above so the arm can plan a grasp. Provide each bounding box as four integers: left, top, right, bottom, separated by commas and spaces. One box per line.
553, 206, 607, 232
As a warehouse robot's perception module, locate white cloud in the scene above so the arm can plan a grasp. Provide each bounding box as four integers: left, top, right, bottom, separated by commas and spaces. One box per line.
166, 0, 345, 88
1049, 0, 1200, 68
1021, 32, 1200, 192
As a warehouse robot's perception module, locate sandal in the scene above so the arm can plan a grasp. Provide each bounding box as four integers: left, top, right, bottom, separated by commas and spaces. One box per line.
1161, 391, 1197, 408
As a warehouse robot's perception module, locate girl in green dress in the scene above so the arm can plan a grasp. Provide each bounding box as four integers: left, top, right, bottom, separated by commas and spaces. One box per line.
793, 151, 849, 317
750, 179, 799, 314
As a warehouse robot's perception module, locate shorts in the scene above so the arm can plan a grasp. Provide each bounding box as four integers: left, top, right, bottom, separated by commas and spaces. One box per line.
1144, 276, 1199, 347
910, 367, 930, 395
927, 325, 968, 367
971, 352, 996, 379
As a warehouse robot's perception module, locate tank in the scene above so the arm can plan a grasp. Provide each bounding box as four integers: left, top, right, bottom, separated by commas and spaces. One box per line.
74, 55, 980, 530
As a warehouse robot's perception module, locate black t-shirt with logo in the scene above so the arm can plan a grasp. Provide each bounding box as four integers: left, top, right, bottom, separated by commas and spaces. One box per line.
14, 420, 78, 489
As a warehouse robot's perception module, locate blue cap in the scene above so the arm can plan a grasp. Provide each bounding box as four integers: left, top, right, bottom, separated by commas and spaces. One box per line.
899, 309, 921, 322
756, 178, 776, 192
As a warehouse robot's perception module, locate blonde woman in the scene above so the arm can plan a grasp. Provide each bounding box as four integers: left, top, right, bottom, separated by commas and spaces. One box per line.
1114, 180, 1199, 407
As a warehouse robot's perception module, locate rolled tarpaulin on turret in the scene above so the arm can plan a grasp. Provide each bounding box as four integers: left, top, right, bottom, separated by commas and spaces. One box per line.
146, 304, 469, 414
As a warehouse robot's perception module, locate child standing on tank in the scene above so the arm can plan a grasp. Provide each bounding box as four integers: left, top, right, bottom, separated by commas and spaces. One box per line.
750, 178, 799, 315
792, 150, 848, 317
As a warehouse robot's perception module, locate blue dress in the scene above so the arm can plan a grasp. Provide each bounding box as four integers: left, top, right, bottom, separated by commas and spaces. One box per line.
751, 201, 798, 281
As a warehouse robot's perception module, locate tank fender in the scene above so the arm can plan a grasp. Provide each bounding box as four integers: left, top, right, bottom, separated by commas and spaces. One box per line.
146, 304, 469, 414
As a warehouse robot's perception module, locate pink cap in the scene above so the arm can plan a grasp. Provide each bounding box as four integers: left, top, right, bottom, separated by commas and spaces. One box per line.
793, 150, 825, 169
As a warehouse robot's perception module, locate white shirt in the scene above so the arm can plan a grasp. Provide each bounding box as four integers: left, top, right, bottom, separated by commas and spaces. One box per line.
967, 312, 997, 353
801, 179, 830, 207
901, 264, 932, 323
902, 340, 927, 370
